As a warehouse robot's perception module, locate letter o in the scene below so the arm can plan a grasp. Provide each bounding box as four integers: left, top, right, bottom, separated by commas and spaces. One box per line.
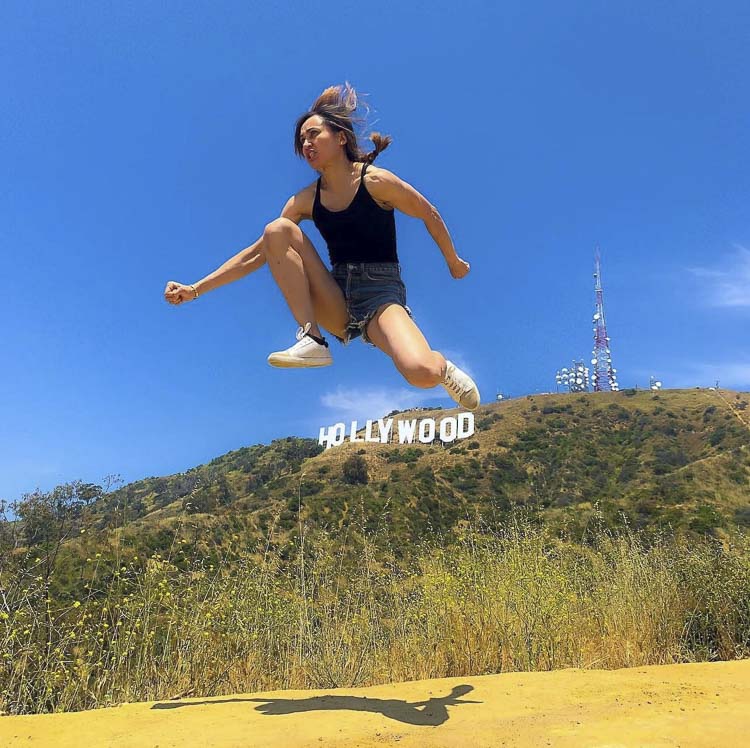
418, 418, 436, 443
439, 417, 457, 443
331, 422, 346, 446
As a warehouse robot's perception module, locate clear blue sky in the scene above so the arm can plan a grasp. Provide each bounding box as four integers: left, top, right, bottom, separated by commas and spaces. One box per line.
3, 1, 749, 503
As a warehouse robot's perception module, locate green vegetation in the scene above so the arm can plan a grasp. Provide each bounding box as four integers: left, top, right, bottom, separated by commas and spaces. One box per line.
1, 389, 749, 714
1, 512, 748, 715
342, 455, 369, 485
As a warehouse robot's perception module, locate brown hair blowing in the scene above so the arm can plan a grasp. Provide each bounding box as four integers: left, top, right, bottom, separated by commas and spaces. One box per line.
294, 81, 392, 164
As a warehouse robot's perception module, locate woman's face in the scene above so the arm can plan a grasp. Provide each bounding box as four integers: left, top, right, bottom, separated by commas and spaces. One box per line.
299, 115, 344, 169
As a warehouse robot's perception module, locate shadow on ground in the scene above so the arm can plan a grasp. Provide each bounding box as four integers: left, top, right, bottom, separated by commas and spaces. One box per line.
152, 684, 481, 726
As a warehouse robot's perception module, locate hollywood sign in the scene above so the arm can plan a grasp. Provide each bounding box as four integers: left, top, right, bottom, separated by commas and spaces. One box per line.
318, 412, 475, 450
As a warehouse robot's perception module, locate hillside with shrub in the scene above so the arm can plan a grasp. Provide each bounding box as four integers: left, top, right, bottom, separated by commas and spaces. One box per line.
2, 388, 749, 714
6, 389, 749, 565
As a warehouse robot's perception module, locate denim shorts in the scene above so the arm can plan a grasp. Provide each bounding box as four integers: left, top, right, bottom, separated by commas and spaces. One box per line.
331, 262, 412, 345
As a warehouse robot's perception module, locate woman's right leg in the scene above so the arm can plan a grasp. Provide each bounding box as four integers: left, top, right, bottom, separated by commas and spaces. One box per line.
262, 217, 348, 339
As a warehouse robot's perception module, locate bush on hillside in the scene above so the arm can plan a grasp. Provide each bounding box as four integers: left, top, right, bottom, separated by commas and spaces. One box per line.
342, 455, 369, 485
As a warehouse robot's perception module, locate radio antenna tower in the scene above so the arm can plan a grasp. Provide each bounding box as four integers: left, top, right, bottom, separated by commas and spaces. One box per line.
591, 249, 619, 392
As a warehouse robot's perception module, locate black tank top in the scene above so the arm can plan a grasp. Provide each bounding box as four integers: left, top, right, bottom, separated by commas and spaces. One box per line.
312, 162, 399, 266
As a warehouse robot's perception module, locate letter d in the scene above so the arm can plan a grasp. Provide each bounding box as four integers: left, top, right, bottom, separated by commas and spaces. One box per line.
457, 412, 475, 439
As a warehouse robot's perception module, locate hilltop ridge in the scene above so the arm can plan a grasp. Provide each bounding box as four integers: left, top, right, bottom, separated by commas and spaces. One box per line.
73, 388, 750, 554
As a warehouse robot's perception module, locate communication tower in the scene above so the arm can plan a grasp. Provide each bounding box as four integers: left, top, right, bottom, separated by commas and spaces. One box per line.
591, 250, 619, 392
556, 360, 589, 393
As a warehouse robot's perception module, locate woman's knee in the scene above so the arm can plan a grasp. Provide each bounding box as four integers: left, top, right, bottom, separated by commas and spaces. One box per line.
263, 217, 296, 235
397, 353, 443, 388
263, 218, 298, 252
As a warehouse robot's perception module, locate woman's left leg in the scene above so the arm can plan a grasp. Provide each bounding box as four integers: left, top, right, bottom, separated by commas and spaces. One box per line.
366, 303, 481, 409
364, 303, 446, 388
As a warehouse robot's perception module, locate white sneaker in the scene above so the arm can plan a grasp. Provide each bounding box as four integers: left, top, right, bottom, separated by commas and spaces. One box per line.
442, 360, 480, 410
267, 323, 332, 368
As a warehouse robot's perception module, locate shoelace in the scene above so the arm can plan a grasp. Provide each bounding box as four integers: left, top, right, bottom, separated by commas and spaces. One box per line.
445, 378, 468, 395
295, 322, 312, 341
444, 367, 470, 396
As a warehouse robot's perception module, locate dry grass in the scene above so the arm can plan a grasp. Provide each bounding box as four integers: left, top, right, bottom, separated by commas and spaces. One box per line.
1, 510, 748, 715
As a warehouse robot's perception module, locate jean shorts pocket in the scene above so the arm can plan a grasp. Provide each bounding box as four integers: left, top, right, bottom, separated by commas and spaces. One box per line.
363, 267, 399, 282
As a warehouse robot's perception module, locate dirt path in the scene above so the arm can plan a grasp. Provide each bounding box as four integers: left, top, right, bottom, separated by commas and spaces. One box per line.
2, 660, 748, 747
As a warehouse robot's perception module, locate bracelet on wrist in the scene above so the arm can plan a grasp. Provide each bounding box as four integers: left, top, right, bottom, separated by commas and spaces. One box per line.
190, 284, 199, 299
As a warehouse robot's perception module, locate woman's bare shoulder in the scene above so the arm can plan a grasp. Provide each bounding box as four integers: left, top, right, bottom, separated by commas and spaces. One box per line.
280, 181, 318, 224
362, 164, 402, 209
363, 163, 397, 181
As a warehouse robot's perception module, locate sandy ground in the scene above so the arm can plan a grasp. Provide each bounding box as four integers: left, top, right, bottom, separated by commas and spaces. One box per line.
2, 660, 749, 747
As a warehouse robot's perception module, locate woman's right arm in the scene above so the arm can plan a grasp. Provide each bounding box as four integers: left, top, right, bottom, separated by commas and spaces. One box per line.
164, 184, 314, 305
194, 237, 267, 295
164, 236, 266, 305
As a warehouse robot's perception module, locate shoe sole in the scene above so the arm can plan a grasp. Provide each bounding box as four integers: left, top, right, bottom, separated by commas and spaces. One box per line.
442, 383, 480, 410
267, 355, 332, 368
451, 393, 480, 410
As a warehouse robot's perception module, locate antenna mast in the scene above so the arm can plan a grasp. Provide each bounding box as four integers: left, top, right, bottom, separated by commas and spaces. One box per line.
591, 249, 619, 392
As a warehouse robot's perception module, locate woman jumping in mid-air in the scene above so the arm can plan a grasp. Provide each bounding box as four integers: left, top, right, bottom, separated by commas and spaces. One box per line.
164, 82, 480, 410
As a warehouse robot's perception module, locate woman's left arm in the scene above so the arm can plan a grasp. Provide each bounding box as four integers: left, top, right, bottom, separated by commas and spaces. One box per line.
367, 168, 470, 279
